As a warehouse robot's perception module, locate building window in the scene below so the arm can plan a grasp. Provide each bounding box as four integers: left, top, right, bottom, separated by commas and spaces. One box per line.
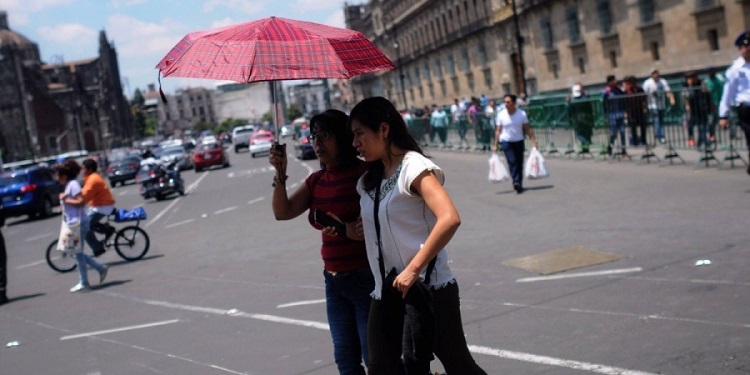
540, 17, 554, 50
409, 89, 415, 102
638, 0, 656, 24
435, 59, 443, 77
451, 76, 460, 93
597, 0, 612, 34
424, 61, 431, 81
460, 48, 470, 71
651, 41, 660, 61
502, 83, 512, 95
551, 63, 559, 79
440, 80, 447, 96
467, 72, 475, 91
609, 50, 618, 68
478, 43, 487, 66
578, 57, 585, 74
483, 68, 493, 89
428, 82, 435, 98
414, 67, 421, 84
447, 54, 456, 76
419, 86, 424, 99
707, 29, 719, 51
696, 0, 716, 10
48, 136, 57, 150
566, 7, 581, 43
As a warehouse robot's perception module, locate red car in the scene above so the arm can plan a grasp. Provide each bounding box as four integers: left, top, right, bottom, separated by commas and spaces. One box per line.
193, 141, 230, 172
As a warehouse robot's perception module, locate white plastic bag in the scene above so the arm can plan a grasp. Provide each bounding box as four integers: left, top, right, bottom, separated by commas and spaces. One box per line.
57, 219, 82, 254
488, 154, 510, 183
524, 147, 549, 180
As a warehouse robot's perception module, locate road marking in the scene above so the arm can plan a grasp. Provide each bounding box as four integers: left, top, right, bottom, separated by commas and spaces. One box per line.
277, 299, 326, 308
214, 206, 238, 215
165, 219, 194, 229
468, 345, 658, 375
24, 232, 53, 242
96, 291, 657, 374
117, 190, 129, 196
504, 302, 750, 328
247, 197, 264, 205
60, 319, 180, 340
613, 275, 750, 287
516, 267, 643, 283
16, 259, 47, 270
146, 171, 209, 228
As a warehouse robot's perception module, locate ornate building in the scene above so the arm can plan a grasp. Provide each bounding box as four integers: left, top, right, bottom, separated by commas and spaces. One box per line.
0, 10, 132, 163
346, 0, 746, 110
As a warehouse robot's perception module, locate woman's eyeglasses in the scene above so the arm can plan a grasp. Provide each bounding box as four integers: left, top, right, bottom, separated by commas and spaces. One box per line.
309, 131, 331, 142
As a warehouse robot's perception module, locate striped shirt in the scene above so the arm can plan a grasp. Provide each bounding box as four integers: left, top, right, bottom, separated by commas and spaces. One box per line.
306, 163, 369, 273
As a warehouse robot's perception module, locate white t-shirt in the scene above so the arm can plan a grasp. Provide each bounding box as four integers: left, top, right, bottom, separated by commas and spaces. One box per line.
495, 108, 528, 142
642, 77, 671, 110
62, 180, 83, 225
356, 151, 455, 299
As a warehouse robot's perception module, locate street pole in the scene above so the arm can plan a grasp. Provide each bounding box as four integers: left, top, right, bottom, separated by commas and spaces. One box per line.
396, 44, 408, 112
511, 0, 527, 96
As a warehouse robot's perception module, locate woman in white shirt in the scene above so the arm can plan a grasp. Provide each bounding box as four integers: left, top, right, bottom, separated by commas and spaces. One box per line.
350, 97, 486, 375
54, 160, 108, 292
493, 94, 537, 194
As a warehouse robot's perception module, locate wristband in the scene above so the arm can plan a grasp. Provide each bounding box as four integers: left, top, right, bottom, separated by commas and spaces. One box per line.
272, 175, 288, 187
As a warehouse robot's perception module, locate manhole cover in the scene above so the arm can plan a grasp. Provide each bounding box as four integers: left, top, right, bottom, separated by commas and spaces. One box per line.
502, 246, 623, 275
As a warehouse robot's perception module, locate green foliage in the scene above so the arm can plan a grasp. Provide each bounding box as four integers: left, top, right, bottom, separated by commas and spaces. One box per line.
286, 106, 302, 122
261, 112, 273, 123
144, 117, 157, 136
133, 110, 147, 138
218, 118, 248, 133
193, 121, 214, 133
132, 89, 145, 107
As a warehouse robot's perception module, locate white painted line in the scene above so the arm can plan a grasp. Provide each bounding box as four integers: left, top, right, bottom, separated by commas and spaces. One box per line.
247, 197, 264, 205
165, 219, 194, 229
117, 190, 129, 196
516, 267, 643, 283
613, 275, 750, 287
24, 232, 53, 242
214, 206, 238, 215
503, 302, 750, 328
227, 172, 235, 178
468, 345, 658, 375
239, 313, 329, 330
146, 171, 209, 228
16, 259, 47, 270
277, 299, 326, 309
60, 319, 180, 340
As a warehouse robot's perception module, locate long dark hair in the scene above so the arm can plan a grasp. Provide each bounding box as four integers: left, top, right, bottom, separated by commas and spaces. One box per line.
309, 109, 359, 170
348, 97, 423, 191
54, 159, 81, 181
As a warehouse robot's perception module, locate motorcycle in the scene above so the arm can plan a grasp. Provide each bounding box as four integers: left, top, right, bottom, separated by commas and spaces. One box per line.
137, 161, 185, 201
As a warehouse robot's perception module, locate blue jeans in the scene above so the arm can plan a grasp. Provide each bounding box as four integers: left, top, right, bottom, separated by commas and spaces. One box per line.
609, 117, 626, 149
501, 140, 525, 187
324, 268, 374, 375
74, 251, 105, 286
651, 109, 666, 139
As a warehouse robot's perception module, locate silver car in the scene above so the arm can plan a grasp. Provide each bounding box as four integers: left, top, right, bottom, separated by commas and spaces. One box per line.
160, 146, 193, 171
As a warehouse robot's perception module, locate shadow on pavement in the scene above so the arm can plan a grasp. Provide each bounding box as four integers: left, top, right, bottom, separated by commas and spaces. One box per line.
103, 254, 164, 268
91, 280, 131, 291
2, 292, 46, 305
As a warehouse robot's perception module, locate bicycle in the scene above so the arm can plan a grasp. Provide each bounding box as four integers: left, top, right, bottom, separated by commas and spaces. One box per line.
46, 207, 150, 273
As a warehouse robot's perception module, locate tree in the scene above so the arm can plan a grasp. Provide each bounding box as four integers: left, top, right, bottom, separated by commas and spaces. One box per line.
132, 89, 145, 108
133, 110, 147, 138
261, 112, 273, 123
286, 106, 302, 122
144, 117, 157, 136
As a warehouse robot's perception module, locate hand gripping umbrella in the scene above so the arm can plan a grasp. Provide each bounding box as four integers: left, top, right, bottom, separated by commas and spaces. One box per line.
156, 16, 395, 141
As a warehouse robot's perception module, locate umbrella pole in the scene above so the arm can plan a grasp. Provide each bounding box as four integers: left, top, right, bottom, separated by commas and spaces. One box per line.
271, 80, 279, 140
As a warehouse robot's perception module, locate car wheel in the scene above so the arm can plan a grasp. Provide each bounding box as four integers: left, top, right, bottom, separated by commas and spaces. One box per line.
39, 197, 53, 218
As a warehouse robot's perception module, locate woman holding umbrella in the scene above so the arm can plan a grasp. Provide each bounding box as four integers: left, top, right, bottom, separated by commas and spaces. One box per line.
350, 97, 486, 374
269, 110, 373, 374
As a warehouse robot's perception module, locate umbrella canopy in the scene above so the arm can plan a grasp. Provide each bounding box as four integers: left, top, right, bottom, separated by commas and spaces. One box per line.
156, 16, 394, 83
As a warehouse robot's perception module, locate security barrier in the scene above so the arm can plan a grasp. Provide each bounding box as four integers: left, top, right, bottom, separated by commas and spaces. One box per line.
409, 90, 747, 170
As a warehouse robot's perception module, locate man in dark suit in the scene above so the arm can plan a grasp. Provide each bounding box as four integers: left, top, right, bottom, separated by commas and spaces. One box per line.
0, 202, 7, 305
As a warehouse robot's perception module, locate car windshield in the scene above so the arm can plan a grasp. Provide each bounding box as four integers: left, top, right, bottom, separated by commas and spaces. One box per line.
112, 156, 140, 165
197, 143, 221, 151
162, 148, 184, 156
235, 128, 254, 135
0, 173, 28, 186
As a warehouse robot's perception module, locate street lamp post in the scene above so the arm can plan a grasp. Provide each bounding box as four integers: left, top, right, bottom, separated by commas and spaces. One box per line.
394, 41, 408, 112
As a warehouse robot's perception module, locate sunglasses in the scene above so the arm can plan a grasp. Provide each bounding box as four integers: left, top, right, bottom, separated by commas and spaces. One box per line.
309, 130, 331, 142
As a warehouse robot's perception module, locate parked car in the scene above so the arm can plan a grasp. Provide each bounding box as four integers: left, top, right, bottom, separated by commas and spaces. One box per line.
160, 145, 193, 171
249, 130, 275, 158
193, 141, 230, 172
232, 125, 256, 153
280, 125, 293, 138
107, 155, 142, 187
0, 166, 63, 219
295, 126, 316, 160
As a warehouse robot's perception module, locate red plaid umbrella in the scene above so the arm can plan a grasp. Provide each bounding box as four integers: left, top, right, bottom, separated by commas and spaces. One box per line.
155, 16, 394, 82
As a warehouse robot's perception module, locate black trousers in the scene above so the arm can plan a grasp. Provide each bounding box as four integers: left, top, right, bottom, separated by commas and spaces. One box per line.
736, 105, 750, 149
367, 282, 486, 375
0, 230, 6, 297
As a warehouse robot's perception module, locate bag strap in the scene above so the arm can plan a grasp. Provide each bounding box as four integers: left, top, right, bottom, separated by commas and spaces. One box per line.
373, 178, 437, 285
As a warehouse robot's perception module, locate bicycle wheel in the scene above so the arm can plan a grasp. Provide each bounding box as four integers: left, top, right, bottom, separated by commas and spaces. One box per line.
45, 240, 77, 273
114, 226, 150, 261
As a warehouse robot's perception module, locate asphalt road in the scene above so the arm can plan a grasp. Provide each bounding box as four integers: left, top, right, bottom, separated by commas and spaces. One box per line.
1, 145, 749, 375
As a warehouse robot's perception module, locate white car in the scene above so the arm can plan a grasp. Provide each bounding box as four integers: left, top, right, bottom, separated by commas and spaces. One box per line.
232, 125, 256, 153
248, 130, 276, 158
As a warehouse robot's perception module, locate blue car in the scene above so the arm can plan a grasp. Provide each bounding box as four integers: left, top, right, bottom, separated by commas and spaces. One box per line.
0, 166, 63, 219
294, 127, 317, 160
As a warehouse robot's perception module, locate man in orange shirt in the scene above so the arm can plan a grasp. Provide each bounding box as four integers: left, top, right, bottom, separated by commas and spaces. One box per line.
82, 159, 116, 257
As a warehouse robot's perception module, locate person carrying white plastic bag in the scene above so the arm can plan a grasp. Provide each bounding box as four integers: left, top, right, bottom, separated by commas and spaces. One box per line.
492, 94, 538, 194
524, 147, 549, 180
488, 154, 510, 183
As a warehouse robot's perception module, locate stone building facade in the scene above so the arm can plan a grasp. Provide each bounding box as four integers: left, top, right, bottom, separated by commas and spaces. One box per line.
0, 11, 132, 163
346, 0, 747, 110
